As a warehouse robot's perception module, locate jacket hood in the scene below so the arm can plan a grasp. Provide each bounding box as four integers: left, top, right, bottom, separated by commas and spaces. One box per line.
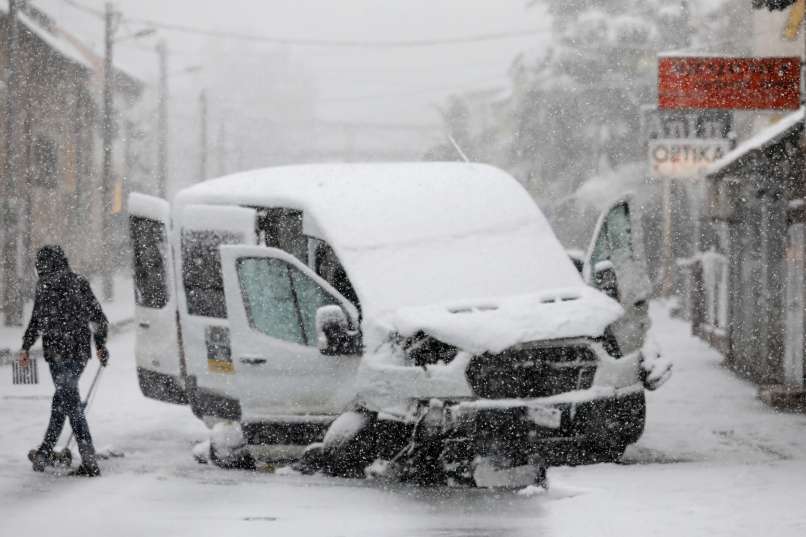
35, 245, 70, 276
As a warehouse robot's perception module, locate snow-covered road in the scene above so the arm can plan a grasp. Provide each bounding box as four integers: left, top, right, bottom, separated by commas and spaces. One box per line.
2, 303, 806, 537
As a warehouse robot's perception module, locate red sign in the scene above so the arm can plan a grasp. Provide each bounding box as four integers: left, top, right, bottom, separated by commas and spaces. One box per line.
658, 56, 800, 110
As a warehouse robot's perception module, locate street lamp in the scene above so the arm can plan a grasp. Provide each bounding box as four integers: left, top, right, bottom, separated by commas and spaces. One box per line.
170, 65, 203, 76
115, 28, 157, 42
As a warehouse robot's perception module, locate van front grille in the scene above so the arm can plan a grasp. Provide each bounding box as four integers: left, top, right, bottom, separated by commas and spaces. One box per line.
465, 344, 598, 399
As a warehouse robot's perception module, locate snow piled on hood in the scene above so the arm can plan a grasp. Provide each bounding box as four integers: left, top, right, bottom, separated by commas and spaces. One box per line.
370, 286, 623, 354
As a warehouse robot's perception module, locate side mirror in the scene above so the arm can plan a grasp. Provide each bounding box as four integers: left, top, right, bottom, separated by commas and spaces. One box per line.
567, 250, 585, 274
316, 305, 360, 356
593, 260, 620, 301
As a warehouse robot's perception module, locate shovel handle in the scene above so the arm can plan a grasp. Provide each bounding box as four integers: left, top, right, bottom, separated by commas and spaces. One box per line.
62, 364, 105, 451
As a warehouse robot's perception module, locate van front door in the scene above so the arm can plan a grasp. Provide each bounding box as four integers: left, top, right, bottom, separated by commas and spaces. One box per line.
176, 204, 257, 420
583, 196, 652, 355
219, 245, 361, 423
128, 193, 186, 404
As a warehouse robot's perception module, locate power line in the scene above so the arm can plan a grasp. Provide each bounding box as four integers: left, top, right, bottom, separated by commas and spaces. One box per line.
59, 0, 550, 49
319, 78, 509, 103
61, 0, 104, 17
119, 19, 550, 48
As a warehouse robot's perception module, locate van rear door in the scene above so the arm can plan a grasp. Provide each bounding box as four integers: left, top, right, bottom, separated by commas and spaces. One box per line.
218, 245, 361, 423
128, 193, 186, 404
176, 204, 257, 421
583, 195, 652, 355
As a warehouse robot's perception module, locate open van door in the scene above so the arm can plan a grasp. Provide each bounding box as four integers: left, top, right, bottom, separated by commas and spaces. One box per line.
218, 245, 361, 424
128, 193, 186, 404
583, 195, 652, 355
177, 204, 258, 421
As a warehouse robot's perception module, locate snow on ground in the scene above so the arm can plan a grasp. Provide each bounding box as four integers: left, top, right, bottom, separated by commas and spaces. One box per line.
1, 302, 806, 536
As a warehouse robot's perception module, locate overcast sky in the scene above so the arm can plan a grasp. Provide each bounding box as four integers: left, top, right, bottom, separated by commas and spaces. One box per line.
35, 0, 552, 125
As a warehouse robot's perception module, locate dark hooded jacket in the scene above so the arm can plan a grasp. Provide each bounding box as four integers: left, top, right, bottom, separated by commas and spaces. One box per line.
21, 246, 109, 363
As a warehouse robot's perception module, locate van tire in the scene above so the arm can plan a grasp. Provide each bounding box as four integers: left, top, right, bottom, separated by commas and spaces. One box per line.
317, 410, 413, 478
570, 392, 646, 465
575, 441, 628, 464
320, 411, 378, 478
209, 442, 256, 471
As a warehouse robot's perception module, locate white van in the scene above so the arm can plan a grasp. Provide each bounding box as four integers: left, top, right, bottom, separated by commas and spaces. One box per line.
128, 162, 671, 477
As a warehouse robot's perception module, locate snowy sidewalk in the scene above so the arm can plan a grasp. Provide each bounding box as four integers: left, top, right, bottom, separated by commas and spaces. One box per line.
0, 275, 134, 363
633, 301, 806, 465
545, 302, 806, 536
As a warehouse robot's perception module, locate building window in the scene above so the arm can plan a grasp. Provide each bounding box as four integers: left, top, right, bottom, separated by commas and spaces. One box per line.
32, 135, 58, 188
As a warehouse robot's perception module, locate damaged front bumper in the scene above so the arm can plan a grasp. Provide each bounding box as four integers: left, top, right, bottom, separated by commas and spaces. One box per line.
360, 336, 658, 481
407, 382, 646, 466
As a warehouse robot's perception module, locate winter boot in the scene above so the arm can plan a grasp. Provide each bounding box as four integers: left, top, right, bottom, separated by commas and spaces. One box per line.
28, 448, 58, 472
69, 458, 101, 477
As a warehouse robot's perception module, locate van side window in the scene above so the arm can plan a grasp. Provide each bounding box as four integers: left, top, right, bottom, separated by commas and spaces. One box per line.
237, 257, 306, 345
290, 268, 341, 344
182, 230, 241, 318
312, 241, 360, 312
590, 225, 610, 269
130, 216, 169, 309
236, 256, 339, 346
257, 208, 307, 264
605, 203, 633, 258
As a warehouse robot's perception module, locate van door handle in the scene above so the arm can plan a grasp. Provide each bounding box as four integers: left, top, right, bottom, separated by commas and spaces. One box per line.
240, 357, 267, 365
139, 322, 150, 329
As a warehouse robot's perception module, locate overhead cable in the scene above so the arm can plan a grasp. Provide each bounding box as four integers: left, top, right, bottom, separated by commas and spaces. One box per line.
121, 18, 550, 48
59, 0, 549, 49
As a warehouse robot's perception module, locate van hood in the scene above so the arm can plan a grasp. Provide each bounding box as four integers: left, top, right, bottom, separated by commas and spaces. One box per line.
370, 286, 624, 354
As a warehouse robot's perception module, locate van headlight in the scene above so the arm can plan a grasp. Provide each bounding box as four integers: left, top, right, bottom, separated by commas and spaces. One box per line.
599, 326, 623, 358
402, 332, 458, 367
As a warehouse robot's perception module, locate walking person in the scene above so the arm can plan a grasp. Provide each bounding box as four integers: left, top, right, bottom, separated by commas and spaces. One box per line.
18, 245, 110, 477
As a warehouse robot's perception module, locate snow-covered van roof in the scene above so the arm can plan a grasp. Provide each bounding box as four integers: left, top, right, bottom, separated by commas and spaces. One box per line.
175, 162, 585, 316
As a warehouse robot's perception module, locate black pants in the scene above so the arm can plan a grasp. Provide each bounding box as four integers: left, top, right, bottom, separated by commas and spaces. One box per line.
40, 360, 95, 461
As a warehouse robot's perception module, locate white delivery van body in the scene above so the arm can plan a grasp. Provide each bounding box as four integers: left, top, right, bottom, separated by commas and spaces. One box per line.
128, 162, 669, 453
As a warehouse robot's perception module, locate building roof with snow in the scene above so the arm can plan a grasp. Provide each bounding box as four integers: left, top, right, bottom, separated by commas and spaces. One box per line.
0, 1, 143, 96
0, 0, 91, 69
706, 107, 803, 180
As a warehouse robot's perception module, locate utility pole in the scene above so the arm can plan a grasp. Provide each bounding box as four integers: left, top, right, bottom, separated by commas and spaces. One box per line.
2, 0, 22, 326
100, 2, 117, 302
660, 176, 674, 295
659, 0, 693, 296
157, 40, 168, 198
200, 90, 208, 181
217, 121, 228, 177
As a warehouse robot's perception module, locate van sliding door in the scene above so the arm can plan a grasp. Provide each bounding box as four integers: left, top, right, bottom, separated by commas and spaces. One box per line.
176, 204, 257, 420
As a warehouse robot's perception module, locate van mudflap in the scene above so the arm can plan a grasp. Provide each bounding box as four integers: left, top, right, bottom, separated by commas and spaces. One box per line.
186, 375, 241, 421
137, 367, 188, 405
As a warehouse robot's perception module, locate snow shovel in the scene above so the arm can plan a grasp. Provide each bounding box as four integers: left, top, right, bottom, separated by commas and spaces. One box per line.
52, 364, 106, 467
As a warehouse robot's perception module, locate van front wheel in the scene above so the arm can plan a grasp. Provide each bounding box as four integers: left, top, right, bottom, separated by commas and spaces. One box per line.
305, 410, 412, 478
208, 421, 256, 470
